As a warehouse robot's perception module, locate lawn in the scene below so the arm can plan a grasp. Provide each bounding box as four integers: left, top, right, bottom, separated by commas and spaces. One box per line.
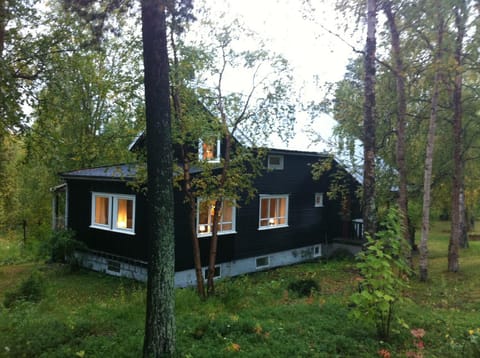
1, 222, 479, 357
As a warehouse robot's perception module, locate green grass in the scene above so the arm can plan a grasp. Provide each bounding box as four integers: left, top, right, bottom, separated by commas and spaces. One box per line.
1, 221, 480, 357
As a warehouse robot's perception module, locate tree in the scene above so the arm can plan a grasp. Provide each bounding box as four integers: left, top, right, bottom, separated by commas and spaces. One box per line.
19, 4, 142, 238
141, 0, 176, 354
448, 0, 468, 273
363, 0, 377, 237
168, 8, 295, 297
189, 16, 296, 295
382, 0, 412, 260
419, 2, 445, 281
167, 0, 206, 298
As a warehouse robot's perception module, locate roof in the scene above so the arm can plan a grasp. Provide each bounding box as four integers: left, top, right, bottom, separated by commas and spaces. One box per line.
60, 163, 205, 181
267, 147, 330, 158
60, 164, 139, 181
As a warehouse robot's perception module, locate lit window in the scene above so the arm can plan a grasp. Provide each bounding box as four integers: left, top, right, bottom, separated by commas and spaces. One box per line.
267, 155, 284, 170
197, 199, 236, 237
113, 196, 135, 231
314, 192, 324, 207
93, 195, 110, 227
258, 194, 289, 229
91, 192, 135, 235
199, 138, 221, 162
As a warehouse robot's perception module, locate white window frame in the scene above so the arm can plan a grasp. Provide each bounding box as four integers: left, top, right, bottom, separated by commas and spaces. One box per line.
196, 199, 236, 237
90, 192, 136, 235
91, 193, 111, 229
258, 194, 289, 230
267, 154, 284, 170
314, 192, 324, 207
198, 138, 221, 163
204, 265, 221, 280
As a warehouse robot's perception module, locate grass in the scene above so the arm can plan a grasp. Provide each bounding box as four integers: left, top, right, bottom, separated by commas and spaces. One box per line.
1, 221, 480, 357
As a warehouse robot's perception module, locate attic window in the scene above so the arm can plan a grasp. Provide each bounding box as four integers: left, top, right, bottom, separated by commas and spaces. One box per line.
267, 155, 284, 170
91, 192, 135, 235
199, 138, 221, 163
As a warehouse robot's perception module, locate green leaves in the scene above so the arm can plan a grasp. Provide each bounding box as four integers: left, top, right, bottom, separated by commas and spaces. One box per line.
350, 207, 411, 340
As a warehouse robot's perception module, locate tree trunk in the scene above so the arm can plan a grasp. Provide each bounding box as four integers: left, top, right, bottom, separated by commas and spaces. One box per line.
207, 129, 232, 296
183, 156, 206, 298
363, 0, 377, 237
169, 20, 206, 298
419, 11, 444, 281
383, 1, 412, 264
448, 1, 466, 273
459, 184, 469, 248
142, 0, 176, 355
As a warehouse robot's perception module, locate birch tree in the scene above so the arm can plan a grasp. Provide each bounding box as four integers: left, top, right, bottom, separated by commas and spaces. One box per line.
448, 0, 468, 273
382, 0, 412, 259
363, 0, 377, 237
419, 3, 445, 281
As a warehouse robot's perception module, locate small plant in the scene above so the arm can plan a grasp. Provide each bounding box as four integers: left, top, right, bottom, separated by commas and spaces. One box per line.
40, 229, 83, 264
287, 278, 319, 297
349, 208, 411, 340
462, 328, 480, 357
3, 270, 46, 308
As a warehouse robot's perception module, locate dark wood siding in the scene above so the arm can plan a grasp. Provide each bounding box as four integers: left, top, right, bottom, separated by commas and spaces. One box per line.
67, 180, 149, 261
65, 151, 360, 271
66, 179, 236, 271
233, 154, 360, 260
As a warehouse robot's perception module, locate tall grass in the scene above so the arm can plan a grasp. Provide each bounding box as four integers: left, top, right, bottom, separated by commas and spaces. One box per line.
1, 222, 480, 357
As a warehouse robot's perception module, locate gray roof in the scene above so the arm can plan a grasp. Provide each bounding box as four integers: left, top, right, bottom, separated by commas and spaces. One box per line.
60, 163, 204, 181
60, 164, 139, 181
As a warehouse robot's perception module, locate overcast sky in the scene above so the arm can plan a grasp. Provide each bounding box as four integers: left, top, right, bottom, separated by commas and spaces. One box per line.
192, 0, 360, 152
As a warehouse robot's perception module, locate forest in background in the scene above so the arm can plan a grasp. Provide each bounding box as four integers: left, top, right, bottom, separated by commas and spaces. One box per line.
1, 0, 480, 273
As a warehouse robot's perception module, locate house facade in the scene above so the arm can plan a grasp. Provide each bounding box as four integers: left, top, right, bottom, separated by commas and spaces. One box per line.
58, 148, 362, 287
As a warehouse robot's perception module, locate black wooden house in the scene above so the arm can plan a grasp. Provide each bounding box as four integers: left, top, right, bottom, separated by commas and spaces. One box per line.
57, 143, 362, 286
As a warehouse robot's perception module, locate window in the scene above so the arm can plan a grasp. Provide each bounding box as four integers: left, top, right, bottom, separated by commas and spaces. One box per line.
197, 199, 236, 237
91, 192, 135, 234
258, 194, 289, 229
267, 155, 284, 170
199, 138, 221, 162
314, 192, 324, 207
204, 265, 221, 279
256, 256, 270, 269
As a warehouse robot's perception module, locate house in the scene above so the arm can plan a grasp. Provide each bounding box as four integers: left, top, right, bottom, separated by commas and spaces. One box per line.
56, 142, 363, 287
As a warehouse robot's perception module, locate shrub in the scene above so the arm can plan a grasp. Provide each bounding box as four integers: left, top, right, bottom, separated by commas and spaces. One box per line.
3, 270, 46, 308
349, 208, 411, 340
40, 229, 83, 263
328, 248, 355, 261
287, 278, 319, 297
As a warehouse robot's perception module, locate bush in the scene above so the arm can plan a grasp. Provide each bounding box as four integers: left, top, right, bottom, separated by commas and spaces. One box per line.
349, 208, 411, 340
4, 270, 46, 308
287, 278, 319, 297
40, 229, 83, 263
329, 248, 355, 261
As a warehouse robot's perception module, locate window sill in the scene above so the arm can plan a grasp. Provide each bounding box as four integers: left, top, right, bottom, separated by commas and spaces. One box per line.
257, 224, 289, 231
89, 225, 136, 236
197, 230, 237, 238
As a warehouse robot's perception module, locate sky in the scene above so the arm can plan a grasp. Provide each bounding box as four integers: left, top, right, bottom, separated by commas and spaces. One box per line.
194, 0, 361, 152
